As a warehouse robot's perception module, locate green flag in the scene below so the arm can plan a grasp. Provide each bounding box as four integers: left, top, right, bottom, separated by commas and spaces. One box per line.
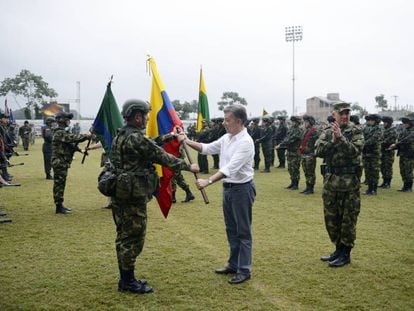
92, 81, 123, 159
197, 68, 210, 132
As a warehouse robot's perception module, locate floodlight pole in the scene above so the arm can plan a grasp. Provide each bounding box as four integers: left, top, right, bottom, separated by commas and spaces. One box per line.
285, 26, 303, 116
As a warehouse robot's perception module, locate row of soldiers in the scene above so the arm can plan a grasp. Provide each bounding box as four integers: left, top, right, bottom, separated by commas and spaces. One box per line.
246, 113, 414, 195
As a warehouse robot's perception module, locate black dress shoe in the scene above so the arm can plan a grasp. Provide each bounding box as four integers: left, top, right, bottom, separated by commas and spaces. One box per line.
215, 267, 237, 274
228, 273, 251, 284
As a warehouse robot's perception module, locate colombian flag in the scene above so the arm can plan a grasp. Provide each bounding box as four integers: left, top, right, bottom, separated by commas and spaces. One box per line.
196, 68, 210, 132
146, 56, 182, 218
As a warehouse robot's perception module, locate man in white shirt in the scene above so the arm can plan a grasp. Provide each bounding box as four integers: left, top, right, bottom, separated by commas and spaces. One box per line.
178, 104, 256, 284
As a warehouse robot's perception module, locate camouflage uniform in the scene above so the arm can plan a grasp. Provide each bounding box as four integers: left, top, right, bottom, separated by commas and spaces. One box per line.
315, 102, 364, 267
279, 117, 303, 188
197, 124, 210, 173
380, 117, 397, 188
299, 115, 320, 194
18, 122, 32, 151
248, 119, 262, 170
394, 117, 414, 192
111, 125, 191, 272
270, 120, 277, 166
52, 118, 90, 210
274, 117, 288, 168
256, 116, 273, 172
362, 114, 383, 195
42, 119, 54, 179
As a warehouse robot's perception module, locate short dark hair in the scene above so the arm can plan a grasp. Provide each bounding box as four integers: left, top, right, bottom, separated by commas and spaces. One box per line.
223, 104, 247, 125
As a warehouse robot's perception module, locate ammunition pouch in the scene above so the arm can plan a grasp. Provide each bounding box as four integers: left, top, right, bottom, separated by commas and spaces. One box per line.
97, 164, 117, 197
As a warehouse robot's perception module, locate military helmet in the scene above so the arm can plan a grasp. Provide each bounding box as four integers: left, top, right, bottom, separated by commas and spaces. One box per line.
401, 116, 414, 125
121, 99, 150, 118
216, 117, 224, 122
251, 117, 260, 123
365, 114, 381, 122
302, 115, 315, 125
55, 112, 74, 122
350, 115, 360, 125
45, 117, 55, 124
381, 116, 393, 124
277, 116, 286, 121
290, 116, 301, 123
262, 115, 272, 122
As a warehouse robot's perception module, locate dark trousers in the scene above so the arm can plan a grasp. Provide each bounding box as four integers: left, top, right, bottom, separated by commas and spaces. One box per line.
277, 148, 286, 167
222, 181, 256, 275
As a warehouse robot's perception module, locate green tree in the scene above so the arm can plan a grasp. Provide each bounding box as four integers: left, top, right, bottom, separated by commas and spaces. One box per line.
375, 94, 388, 111
171, 99, 197, 120
0, 69, 58, 117
217, 92, 247, 111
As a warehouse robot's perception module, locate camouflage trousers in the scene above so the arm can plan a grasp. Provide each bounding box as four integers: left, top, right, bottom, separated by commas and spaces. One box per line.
322, 188, 361, 248
112, 197, 147, 271
363, 156, 380, 185
301, 155, 316, 186
22, 137, 30, 151
399, 156, 414, 182
287, 151, 301, 182
254, 144, 261, 169
52, 165, 68, 204
380, 151, 395, 180
43, 152, 52, 176
261, 143, 273, 170
172, 170, 190, 193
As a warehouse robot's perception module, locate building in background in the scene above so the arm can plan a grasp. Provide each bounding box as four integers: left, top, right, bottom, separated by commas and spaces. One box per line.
306, 93, 344, 121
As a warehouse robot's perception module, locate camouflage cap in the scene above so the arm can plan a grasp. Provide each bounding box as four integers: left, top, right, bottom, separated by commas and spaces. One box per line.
302, 115, 315, 124
290, 116, 302, 123
365, 114, 381, 122
55, 112, 74, 121
332, 102, 351, 113
381, 116, 393, 123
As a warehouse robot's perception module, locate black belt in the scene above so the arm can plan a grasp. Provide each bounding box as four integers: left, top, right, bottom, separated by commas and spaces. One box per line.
223, 180, 252, 188
326, 166, 358, 175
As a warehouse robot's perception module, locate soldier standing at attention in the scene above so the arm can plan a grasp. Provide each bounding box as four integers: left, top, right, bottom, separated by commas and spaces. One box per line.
110, 99, 199, 294
362, 114, 383, 195
315, 102, 364, 267
277, 116, 303, 189
379, 116, 397, 188
42, 117, 55, 180
274, 116, 288, 168
389, 116, 414, 192
299, 115, 320, 195
256, 115, 273, 173
18, 120, 32, 151
197, 120, 210, 173
248, 118, 261, 170
52, 112, 92, 214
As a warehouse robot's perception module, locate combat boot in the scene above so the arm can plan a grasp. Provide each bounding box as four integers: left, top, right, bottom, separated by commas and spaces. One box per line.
289, 180, 299, 190
364, 183, 374, 195
118, 269, 153, 294
303, 185, 314, 195
46, 174, 54, 180
286, 182, 294, 189
320, 244, 342, 262
398, 181, 413, 192
329, 246, 351, 267
261, 168, 270, 173
379, 178, 391, 189
172, 191, 177, 203
55, 203, 71, 214
182, 190, 195, 203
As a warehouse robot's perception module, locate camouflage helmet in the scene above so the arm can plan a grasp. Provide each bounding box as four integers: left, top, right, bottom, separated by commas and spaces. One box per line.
381, 116, 393, 124
277, 116, 286, 121
350, 115, 360, 125
302, 115, 315, 125
365, 114, 381, 122
401, 116, 414, 125
45, 117, 55, 124
55, 112, 73, 122
121, 99, 150, 118
290, 116, 301, 123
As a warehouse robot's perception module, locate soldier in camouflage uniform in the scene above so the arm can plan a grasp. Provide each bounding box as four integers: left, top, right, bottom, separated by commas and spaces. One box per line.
42, 117, 55, 180
315, 102, 364, 267
277, 116, 303, 189
269, 117, 277, 167
389, 116, 414, 192
210, 118, 226, 169
248, 118, 261, 170
52, 112, 92, 214
172, 145, 195, 203
111, 99, 199, 294
274, 116, 288, 168
18, 120, 32, 151
197, 121, 210, 173
256, 115, 273, 172
379, 116, 397, 188
299, 115, 320, 194
362, 114, 383, 195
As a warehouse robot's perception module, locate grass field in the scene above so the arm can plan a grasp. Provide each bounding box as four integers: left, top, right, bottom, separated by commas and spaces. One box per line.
1, 139, 413, 310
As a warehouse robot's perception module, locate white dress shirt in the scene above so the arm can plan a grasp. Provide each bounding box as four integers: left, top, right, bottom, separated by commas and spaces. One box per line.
201, 127, 254, 183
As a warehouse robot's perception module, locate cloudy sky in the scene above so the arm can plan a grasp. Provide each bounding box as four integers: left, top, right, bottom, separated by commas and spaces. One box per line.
1, 0, 413, 118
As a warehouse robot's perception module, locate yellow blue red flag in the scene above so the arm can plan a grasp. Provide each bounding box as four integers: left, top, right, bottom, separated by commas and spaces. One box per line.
146, 56, 183, 218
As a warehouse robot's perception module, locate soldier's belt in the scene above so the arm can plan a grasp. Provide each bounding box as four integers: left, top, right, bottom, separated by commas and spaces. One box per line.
326, 166, 359, 175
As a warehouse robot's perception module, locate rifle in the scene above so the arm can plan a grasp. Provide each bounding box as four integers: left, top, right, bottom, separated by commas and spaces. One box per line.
13, 151, 29, 156
8, 162, 24, 167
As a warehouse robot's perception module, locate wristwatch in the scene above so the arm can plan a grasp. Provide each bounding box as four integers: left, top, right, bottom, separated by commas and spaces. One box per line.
208, 179, 213, 185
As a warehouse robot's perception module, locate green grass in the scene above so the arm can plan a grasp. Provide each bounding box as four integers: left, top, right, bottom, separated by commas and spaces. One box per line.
1, 139, 413, 310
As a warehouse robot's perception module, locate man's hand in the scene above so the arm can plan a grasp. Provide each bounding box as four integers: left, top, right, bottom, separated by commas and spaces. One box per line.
190, 163, 199, 173
177, 132, 187, 143
331, 121, 342, 143
196, 178, 209, 190
388, 143, 396, 150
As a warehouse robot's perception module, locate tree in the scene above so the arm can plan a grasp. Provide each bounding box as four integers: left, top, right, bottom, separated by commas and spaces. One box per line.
171, 99, 197, 120
351, 102, 368, 118
217, 92, 247, 111
0, 69, 58, 118
375, 94, 388, 111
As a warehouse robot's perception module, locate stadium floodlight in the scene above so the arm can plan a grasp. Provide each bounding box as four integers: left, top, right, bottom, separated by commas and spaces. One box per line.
285, 26, 303, 115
